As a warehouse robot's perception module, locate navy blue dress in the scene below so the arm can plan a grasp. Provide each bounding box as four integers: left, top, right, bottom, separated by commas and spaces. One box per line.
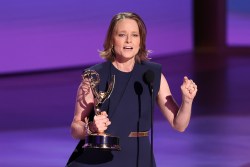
66, 61, 162, 167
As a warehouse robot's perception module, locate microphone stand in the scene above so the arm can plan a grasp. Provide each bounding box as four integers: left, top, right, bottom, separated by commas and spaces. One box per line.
143, 69, 155, 167
149, 84, 154, 167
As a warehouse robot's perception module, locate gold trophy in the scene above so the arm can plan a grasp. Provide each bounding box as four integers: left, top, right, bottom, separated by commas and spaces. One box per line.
82, 70, 120, 151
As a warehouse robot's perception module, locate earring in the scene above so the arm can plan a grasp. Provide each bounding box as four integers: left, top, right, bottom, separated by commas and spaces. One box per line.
111, 45, 115, 54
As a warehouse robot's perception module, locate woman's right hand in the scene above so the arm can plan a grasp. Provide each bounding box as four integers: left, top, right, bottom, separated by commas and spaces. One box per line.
90, 111, 111, 133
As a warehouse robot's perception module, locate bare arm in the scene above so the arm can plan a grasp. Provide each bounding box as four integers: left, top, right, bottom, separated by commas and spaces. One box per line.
157, 74, 197, 132
70, 78, 94, 139
70, 78, 112, 139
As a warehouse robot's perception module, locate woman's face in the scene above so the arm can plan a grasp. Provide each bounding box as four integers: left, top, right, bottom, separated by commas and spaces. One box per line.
112, 18, 140, 62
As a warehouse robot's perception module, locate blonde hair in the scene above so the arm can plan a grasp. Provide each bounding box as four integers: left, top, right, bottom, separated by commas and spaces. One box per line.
99, 12, 150, 63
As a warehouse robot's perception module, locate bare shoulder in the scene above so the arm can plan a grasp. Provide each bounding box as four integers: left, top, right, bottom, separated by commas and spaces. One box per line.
158, 73, 171, 97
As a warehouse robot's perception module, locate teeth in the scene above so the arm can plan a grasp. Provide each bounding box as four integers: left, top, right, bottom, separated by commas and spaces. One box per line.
124, 46, 133, 49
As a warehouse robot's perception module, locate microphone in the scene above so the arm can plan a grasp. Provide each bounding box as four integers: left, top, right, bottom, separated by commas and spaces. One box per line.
143, 70, 155, 94
143, 69, 155, 167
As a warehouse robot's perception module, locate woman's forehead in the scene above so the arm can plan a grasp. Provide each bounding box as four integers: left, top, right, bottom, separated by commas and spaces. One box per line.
114, 19, 139, 32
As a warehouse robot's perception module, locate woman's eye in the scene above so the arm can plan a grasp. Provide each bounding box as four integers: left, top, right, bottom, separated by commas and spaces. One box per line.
118, 34, 126, 37
132, 34, 139, 37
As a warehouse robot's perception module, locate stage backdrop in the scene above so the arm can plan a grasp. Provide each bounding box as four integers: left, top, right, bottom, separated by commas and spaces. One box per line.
0, 0, 192, 74
227, 0, 250, 46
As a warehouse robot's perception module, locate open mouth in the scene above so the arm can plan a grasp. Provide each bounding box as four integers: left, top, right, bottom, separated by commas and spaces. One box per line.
123, 46, 133, 50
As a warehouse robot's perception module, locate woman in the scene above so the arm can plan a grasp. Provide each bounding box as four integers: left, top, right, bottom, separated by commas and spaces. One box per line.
66, 12, 197, 167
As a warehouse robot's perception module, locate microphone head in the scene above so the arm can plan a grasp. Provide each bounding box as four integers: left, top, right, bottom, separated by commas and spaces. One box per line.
134, 81, 143, 95
143, 70, 155, 85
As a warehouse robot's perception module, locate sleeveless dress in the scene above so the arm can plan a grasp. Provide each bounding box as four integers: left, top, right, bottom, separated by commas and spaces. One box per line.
66, 61, 162, 167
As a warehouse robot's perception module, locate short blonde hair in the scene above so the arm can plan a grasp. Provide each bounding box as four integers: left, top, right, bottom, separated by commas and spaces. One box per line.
99, 12, 150, 63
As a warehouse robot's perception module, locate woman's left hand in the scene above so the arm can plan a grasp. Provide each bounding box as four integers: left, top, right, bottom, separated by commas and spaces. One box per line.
180, 76, 198, 103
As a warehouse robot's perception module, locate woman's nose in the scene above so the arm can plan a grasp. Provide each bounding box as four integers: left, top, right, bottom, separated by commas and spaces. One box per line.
126, 35, 132, 43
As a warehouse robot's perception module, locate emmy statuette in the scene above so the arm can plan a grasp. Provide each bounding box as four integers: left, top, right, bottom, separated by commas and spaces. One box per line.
82, 70, 120, 151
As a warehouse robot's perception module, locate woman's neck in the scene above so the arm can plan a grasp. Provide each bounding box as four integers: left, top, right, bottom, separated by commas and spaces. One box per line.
113, 59, 135, 72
